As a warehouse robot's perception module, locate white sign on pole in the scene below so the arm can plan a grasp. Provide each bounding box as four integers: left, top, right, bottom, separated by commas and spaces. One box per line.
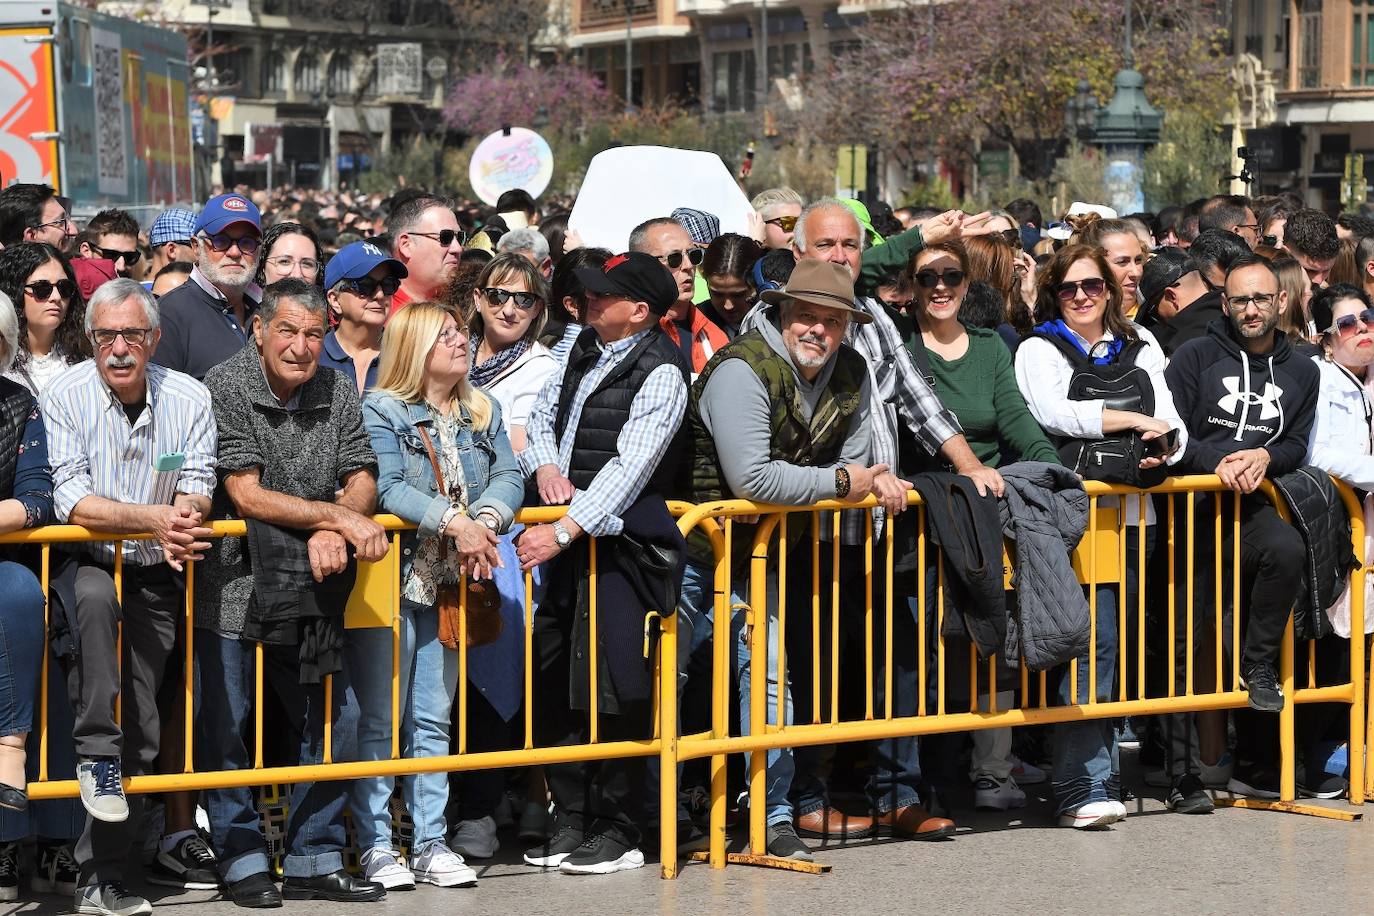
568, 146, 754, 252
375, 43, 422, 96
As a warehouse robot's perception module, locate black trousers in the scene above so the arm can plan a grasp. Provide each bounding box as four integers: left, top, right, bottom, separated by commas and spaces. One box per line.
531, 594, 652, 848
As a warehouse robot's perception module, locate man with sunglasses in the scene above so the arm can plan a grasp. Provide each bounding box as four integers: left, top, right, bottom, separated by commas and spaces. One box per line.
385, 194, 465, 315
1198, 195, 1261, 249
77, 209, 143, 280
628, 217, 727, 374
751, 187, 803, 250
1163, 229, 1249, 352
0, 183, 78, 251
1136, 247, 1218, 355
152, 194, 264, 380
321, 241, 407, 393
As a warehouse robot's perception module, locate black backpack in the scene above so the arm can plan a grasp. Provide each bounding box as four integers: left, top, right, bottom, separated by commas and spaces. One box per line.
1033, 332, 1166, 487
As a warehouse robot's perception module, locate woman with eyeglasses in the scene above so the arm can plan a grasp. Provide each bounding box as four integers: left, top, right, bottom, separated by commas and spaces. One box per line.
898, 241, 1059, 812
0, 243, 91, 396
1014, 243, 1186, 828
254, 222, 322, 287
1076, 219, 1148, 316
351, 301, 522, 890
320, 241, 405, 394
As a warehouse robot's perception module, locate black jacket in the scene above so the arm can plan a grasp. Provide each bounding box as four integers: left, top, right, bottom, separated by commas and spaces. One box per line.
1271, 466, 1357, 641
1164, 319, 1319, 477
1157, 289, 1224, 355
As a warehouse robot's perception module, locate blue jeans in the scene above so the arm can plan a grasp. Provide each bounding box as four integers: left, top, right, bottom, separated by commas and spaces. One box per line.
194, 631, 348, 882
679, 561, 794, 826
0, 561, 82, 842
347, 599, 458, 853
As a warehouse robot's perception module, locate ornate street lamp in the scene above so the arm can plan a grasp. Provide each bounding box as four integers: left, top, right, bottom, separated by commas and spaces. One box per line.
1093, 0, 1162, 213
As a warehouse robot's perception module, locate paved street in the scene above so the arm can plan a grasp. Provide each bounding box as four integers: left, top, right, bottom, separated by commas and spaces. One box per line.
2, 766, 1367, 916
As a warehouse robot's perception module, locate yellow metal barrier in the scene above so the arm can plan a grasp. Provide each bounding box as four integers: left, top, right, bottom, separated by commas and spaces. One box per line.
5, 478, 1367, 883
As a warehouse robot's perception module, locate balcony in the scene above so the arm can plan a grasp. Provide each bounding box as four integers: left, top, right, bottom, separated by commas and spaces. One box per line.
580, 0, 657, 28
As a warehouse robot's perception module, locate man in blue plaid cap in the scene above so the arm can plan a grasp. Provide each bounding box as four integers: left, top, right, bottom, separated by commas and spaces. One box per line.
147, 208, 197, 278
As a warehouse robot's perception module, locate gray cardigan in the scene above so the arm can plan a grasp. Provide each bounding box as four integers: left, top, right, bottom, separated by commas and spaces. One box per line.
196, 343, 378, 635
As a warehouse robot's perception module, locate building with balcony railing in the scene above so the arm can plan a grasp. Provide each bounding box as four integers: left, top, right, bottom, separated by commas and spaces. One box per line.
1233, 0, 1374, 208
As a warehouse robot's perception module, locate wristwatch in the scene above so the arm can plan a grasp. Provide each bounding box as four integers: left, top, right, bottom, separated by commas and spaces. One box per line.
834, 466, 852, 499
551, 520, 573, 549
476, 511, 500, 533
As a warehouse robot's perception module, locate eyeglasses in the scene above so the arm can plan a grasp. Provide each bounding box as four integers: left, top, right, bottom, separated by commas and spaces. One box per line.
200, 232, 262, 255
765, 215, 798, 232
90, 327, 153, 348
1055, 278, 1107, 301
24, 279, 77, 301
342, 275, 400, 298
436, 326, 466, 347
998, 228, 1022, 250
1327, 308, 1374, 338
657, 248, 704, 270
265, 255, 319, 275
94, 245, 142, 266
1225, 292, 1277, 311
1234, 223, 1261, 235
410, 229, 466, 248
482, 287, 541, 310
31, 215, 72, 233
913, 269, 965, 289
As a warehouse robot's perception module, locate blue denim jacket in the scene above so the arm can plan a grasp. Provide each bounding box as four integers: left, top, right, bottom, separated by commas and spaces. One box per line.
362, 390, 524, 581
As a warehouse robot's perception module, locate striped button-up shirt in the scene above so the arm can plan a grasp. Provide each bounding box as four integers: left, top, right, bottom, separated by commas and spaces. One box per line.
521, 328, 687, 537
42, 361, 218, 566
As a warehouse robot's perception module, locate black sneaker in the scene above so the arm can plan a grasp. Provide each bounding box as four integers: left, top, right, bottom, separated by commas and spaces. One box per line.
557, 833, 645, 875
32, 840, 79, 896
1227, 763, 1281, 799
765, 821, 814, 862
522, 823, 584, 868
0, 842, 18, 903
146, 834, 221, 890
1298, 767, 1348, 800
1241, 662, 1284, 712
1166, 775, 1215, 814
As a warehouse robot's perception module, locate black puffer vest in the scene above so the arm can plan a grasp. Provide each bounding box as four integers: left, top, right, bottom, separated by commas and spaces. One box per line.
553, 326, 691, 497
0, 377, 36, 500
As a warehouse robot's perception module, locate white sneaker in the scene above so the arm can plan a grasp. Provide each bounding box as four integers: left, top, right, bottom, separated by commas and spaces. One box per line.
1200, 753, 1234, 789
973, 775, 1027, 810
1057, 800, 1121, 829
1108, 800, 1128, 820
411, 841, 477, 887
450, 815, 499, 859
74, 881, 151, 916
360, 847, 415, 891
76, 758, 128, 824
1009, 755, 1047, 786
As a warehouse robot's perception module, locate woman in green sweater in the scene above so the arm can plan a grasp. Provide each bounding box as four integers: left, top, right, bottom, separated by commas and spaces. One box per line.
900, 239, 1057, 813
908, 241, 1058, 467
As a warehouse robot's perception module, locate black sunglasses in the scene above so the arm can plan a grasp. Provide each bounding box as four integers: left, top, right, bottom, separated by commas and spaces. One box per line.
1329, 308, 1374, 338
342, 276, 401, 298
1055, 278, 1107, 301
482, 287, 541, 310
95, 245, 142, 266
658, 248, 704, 270
914, 269, 965, 289
24, 279, 78, 301
411, 229, 466, 248
201, 232, 262, 254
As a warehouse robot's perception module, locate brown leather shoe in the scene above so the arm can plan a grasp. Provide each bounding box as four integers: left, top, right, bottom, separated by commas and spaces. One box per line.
795, 806, 875, 840
874, 804, 956, 840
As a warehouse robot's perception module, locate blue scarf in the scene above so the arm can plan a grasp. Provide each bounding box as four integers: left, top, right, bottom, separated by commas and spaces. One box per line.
1034, 319, 1126, 365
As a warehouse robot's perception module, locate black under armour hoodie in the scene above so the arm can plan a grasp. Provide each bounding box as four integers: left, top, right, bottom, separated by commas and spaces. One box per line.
1164, 318, 1319, 477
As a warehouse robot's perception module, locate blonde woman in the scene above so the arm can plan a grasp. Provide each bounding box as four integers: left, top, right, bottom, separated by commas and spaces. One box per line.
349, 302, 522, 891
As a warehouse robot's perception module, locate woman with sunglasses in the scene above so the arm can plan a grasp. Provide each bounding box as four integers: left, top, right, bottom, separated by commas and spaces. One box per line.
1076, 219, 1148, 316
0, 243, 91, 396
352, 301, 522, 890
1014, 243, 1186, 827
902, 241, 1059, 811
254, 222, 322, 287
321, 240, 406, 394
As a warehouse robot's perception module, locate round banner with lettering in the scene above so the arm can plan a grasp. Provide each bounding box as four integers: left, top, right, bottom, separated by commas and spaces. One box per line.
468, 127, 553, 207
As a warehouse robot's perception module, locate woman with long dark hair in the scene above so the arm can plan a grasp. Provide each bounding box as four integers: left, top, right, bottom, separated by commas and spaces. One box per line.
0, 243, 91, 395
697, 233, 764, 340
545, 247, 612, 363
253, 222, 321, 287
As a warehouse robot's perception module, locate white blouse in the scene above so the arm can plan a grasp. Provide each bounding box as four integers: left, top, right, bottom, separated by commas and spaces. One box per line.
480, 342, 559, 431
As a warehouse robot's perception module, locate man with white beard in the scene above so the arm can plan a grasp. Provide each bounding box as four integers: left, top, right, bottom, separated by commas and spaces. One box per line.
152, 194, 265, 379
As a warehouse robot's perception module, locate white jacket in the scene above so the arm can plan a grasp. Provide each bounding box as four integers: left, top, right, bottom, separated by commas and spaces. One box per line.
1306, 356, 1374, 490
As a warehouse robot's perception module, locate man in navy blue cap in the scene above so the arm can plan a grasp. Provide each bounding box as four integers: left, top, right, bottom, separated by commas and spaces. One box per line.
320, 240, 407, 393
152, 194, 264, 380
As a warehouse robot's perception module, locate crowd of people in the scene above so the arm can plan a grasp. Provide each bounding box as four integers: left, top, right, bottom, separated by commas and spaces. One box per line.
0, 175, 1367, 914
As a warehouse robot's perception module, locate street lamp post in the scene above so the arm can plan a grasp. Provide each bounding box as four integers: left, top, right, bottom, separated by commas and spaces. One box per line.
1092, 0, 1162, 213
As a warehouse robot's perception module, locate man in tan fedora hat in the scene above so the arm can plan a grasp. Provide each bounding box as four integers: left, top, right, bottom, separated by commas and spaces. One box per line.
678, 258, 917, 862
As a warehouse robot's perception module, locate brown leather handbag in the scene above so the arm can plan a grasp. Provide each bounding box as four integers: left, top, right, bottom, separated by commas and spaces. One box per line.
416, 424, 503, 649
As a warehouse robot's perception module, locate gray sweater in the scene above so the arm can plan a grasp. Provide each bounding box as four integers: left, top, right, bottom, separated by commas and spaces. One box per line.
695, 312, 871, 504
197, 344, 378, 635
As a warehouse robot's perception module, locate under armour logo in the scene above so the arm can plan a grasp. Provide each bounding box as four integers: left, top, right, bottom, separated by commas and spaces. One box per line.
1217, 376, 1283, 420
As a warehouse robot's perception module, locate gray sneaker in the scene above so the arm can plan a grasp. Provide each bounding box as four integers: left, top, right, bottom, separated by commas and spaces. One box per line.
75, 881, 151, 916
410, 841, 477, 887
76, 758, 128, 823
766, 821, 814, 861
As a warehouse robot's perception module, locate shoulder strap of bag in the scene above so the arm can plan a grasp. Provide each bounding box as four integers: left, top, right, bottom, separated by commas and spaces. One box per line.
416, 424, 451, 561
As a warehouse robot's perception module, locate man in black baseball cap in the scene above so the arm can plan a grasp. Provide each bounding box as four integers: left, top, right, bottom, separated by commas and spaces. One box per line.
516, 250, 691, 875
1136, 246, 1217, 354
